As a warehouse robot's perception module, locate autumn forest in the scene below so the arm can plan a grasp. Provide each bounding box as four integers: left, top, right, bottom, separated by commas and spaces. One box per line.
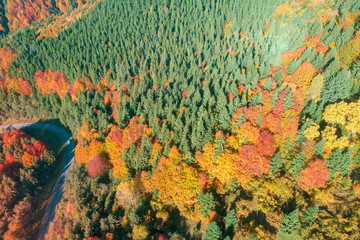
1, 0, 360, 239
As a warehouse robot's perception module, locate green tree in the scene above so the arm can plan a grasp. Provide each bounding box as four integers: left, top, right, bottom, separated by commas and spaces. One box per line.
205, 222, 222, 240
290, 152, 306, 176
279, 209, 301, 236
225, 209, 238, 228
269, 152, 282, 175
197, 192, 215, 217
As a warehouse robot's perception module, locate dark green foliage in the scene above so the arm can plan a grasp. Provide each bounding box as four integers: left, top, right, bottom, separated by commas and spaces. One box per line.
339, 27, 353, 46
319, 47, 336, 70
269, 152, 282, 175
315, 140, 325, 156
326, 148, 352, 179
205, 222, 222, 240
234, 113, 245, 130
225, 209, 238, 228
136, 136, 153, 173
355, 16, 360, 31
274, 69, 283, 86
308, 19, 322, 37
279, 209, 301, 236
197, 192, 215, 217
322, 68, 352, 104
283, 89, 294, 110
322, 58, 340, 79
311, 54, 323, 70
305, 206, 318, 223
295, 132, 306, 145
263, 78, 273, 91
250, 92, 263, 106
291, 152, 306, 176
287, 59, 302, 75
215, 134, 227, 156
324, 25, 341, 45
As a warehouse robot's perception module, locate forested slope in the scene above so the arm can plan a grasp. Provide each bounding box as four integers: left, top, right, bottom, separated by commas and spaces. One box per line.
0, 0, 95, 36
0, 129, 56, 239
0, 0, 360, 239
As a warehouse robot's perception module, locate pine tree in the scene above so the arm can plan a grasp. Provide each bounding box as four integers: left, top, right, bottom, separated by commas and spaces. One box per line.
326, 148, 352, 179
225, 209, 238, 228
305, 206, 318, 224
314, 140, 325, 156
215, 134, 227, 156
308, 19, 322, 37
291, 152, 306, 176
197, 192, 215, 217
217, 108, 231, 132
205, 222, 222, 240
269, 152, 282, 175
322, 68, 352, 103
279, 209, 301, 236
274, 69, 283, 85
234, 113, 245, 130
283, 89, 294, 110
263, 78, 273, 91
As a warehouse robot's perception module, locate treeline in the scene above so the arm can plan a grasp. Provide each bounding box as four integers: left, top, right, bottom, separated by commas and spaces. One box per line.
0, 0, 360, 239
0, 0, 94, 36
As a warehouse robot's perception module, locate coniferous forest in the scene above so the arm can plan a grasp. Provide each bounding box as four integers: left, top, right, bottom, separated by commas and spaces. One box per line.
1, 0, 360, 239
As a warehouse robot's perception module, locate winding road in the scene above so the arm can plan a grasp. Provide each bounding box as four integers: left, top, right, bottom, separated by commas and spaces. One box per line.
0, 123, 74, 240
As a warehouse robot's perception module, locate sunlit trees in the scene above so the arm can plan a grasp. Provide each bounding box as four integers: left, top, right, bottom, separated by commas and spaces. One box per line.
145, 156, 200, 219
197, 191, 215, 217
278, 209, 300, 238
34, 70, 70, 99
3, 0, 360, 238
116, 181, 139, 210
205, 222, 222, 240
87, 154, 109, 177
0, 129, 55, 237
299, 159, 329, 189
237, 145, 271, 177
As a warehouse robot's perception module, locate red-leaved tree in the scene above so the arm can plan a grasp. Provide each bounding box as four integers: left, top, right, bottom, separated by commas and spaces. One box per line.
87, 154, 109, 177
256, 130, 275, 157
299, 159, 329, 190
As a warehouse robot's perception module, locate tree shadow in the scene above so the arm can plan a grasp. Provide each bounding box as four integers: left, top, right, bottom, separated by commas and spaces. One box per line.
243, 210, 278, 235
350, 167, 360, 183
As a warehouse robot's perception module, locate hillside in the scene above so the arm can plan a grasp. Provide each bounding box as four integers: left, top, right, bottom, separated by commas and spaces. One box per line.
0, 128, 56, 239
0, 0, 360, 239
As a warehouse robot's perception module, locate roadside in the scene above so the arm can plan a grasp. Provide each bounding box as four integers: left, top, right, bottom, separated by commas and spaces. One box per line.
0, 122, 75, 240
20, 127, 66, 239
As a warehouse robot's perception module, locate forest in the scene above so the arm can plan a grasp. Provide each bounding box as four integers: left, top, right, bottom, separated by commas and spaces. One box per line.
0, 0, 360, 239
0, 129, 56, 239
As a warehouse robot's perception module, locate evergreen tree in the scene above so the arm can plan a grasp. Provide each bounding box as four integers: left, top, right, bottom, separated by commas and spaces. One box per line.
215, 134, 227, 156
225, 209, 238, 228
305, 206, 318, 224
291, 152, 306, 176
269, 152, 282, 175
205, 222, 222, 240
279, 209, 301, 236
315, 140, 325, 156
197, 192, 215, 217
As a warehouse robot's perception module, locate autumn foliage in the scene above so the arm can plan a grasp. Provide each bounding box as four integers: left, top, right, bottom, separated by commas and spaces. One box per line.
0, 46, 17, 78
87, 154, 109, 177
34, 70, 70, 99
142, 156, 201, 220
299, 159, 329, 190
1, 130, 47, 169
4, 0, 93, 32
